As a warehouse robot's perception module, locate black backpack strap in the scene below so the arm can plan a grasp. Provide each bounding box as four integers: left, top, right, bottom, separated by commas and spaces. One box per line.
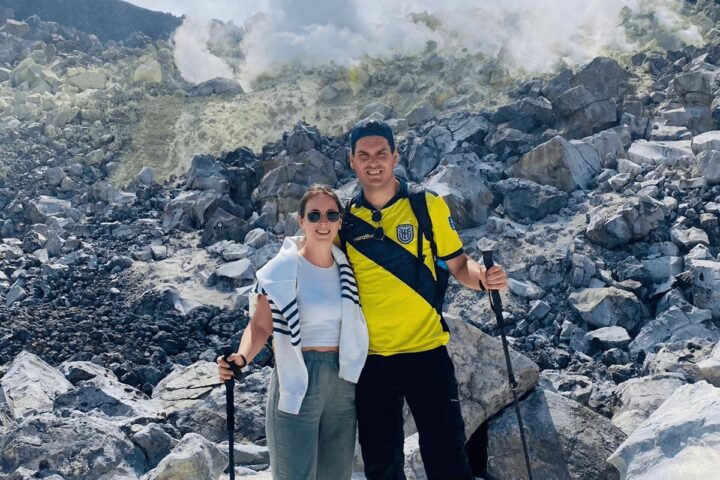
339, 196, 356, 254
407, 184, 450, 331
407, 184, 436, 260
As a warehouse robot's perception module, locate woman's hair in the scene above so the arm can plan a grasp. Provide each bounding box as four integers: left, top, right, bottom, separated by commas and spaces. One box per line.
299, 184, 343, 217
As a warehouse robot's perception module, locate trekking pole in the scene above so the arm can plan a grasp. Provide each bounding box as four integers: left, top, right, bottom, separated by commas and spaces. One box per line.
481, 249, 534, 480
221, 346, 244, 480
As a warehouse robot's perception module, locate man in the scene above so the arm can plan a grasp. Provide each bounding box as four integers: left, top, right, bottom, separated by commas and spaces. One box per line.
339, 119, 508, 480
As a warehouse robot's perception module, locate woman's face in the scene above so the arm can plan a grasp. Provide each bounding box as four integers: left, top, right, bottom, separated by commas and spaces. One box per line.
299, 194, 342, 246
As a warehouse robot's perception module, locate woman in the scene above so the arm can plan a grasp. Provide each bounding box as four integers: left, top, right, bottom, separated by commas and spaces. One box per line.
217, 184, 368, 480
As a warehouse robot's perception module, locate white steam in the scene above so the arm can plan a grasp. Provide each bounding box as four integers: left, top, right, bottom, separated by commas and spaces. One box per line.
172, 19, 235, 84
127, 0, 704, 86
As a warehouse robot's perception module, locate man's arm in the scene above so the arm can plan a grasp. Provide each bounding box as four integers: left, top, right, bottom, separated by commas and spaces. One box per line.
446, 253, 508, 291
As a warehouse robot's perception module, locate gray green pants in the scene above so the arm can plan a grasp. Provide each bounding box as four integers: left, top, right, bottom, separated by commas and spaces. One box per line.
266, 351, 357, 480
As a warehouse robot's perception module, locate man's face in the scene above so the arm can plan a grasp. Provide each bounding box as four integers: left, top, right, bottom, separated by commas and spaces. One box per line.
350, 135, 398, 192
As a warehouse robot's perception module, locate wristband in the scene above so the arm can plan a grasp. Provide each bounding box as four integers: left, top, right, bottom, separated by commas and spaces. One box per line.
238, 354, 248, 369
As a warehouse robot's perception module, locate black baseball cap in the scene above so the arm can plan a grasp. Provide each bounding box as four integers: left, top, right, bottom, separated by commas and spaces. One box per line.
350, 119, 395, 154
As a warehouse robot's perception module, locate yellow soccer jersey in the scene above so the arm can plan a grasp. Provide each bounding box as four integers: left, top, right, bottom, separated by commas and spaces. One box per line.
342, 180, 464, 355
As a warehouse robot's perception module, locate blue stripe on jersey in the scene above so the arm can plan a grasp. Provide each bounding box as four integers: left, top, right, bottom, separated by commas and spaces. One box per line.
344, 211, 436, 310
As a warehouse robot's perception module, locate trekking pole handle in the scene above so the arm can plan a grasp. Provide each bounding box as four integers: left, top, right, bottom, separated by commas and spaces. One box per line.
481, 250, 495, 270
221, 346, 243, 381
481, 249, 504, 316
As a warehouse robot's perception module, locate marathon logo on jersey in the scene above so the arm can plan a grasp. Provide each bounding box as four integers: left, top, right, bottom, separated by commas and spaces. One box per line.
353, 233, 374, 242
449, 216, 457, 231
396, 224, 414, 244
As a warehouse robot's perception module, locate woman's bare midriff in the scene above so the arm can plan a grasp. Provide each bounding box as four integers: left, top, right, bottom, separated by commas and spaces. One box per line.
301, 346, 340, 352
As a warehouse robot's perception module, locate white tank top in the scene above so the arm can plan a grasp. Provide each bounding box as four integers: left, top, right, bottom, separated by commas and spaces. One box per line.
296, 254, 342, 347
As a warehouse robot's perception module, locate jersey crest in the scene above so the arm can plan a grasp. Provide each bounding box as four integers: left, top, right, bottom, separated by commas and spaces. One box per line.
396, 224, 414, 244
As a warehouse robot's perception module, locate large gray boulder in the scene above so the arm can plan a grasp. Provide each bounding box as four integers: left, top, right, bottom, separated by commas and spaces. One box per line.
693, 150, 720, 185
1, 351, 73, 418
253, 149, 337, 219
670, 226, 709, 250
190, 78, 244, 97
495, 178, 568, 221
629, 304, 718, 356
698, 340, 720, 387
131, 423, 178, 469
404, 315, 539, 441
216, 442, 270, 467
162, 190, 240, 231
215, 259, 254, 286
611, 373, 687, 435
529, 262, 568, 289
201, 208, 250, 246
186, 155, 229, 192
153, 363, 269, 443
59, 360, 117, 384
10, 57, 60, 93
141, 433, 227, 480
585, 326, 631, 352
691, 130, 720, 154
607, 381, 720, 479
406, 126, 456, 181
586, 196, 667, 249
447, 114, 494, 144
511, 136, 601, 192
569, 287, 648, 331
285, 124, 321, 154
551, 57, 630, 137
689, 260, 720, 319
643, 339, 715, 383
0, 413, 146, 479
658, 106, 713, 135
5, 283, 27, 307
25, 196, 73, 224
494, 96, 553, 132
405, 100, 435, 125
487, 389, 626, 480
486, 127, 534, 154
402, 315, 539, 475
423, 165, 494, 228
66, 67, 107, 91
572, 57, 630, 99
583, 127, 629, 167
673, 69, 717, 101
153, 361, 221, 410
641, 256, 683, 284
556, 91, 617, 137
53, 373, 164, 421
2, 19, 30, 37
360, 101, 392, 120
626, 140, 694, 165
571, 254, 597, 288
444, 314, 539, 438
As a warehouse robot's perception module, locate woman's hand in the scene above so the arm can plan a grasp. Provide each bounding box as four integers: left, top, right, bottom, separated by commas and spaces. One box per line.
217, 353, 244, 381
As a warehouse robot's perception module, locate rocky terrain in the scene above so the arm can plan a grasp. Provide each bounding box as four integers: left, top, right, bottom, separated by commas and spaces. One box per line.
1, 0, 720, 479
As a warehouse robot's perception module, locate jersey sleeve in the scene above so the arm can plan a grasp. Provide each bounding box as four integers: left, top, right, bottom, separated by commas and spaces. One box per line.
428, 194, 464, 260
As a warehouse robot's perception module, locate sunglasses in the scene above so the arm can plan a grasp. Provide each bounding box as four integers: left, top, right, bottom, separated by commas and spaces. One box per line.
306, 210, 341, 223
372, 209, 384, 241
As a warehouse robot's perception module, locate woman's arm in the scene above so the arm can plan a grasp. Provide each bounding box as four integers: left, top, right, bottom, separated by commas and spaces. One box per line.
217, 294, 273, 380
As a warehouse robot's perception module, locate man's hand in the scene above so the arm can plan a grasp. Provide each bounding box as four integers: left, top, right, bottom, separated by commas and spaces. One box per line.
447, 254, 508, 291
479, 264, 508, 291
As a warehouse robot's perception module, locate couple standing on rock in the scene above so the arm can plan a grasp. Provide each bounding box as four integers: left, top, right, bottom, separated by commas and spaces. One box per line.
218, 119, 508, 480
